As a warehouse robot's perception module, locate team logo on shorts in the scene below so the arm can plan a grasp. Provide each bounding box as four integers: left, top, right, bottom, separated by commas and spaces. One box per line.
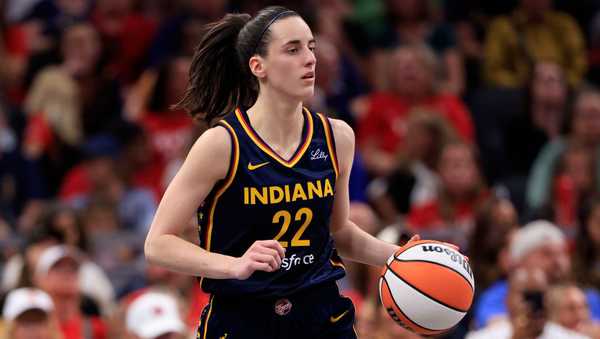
274, 298, 292, 316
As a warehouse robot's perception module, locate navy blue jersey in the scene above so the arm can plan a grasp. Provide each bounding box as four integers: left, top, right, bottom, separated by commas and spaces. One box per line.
197, 107, 346, 298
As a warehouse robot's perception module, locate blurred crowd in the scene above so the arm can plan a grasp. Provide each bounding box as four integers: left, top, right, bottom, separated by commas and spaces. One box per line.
3, 0, 600, 338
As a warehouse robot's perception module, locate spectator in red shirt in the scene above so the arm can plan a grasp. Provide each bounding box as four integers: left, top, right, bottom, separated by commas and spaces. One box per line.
91, 0, 157, 85
33, 245, 107, 339
535, 143, 597, 232
140, 57, 193, 168
407, 141, 488, 248
374, 110, 457, 221
357, 44, 474, 176
125, 57, 196, 199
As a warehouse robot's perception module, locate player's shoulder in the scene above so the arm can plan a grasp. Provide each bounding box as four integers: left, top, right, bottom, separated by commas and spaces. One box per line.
194, 123, 232, 152
322, 116, 355, 171
326, 117, 355, 147
185, 123, 234, 179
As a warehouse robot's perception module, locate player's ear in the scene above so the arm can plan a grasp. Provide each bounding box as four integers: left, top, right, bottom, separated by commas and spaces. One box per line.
249, 55, 267, 79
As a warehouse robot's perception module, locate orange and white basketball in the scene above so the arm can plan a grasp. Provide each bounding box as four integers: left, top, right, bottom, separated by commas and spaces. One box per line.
379, 240, 475, 336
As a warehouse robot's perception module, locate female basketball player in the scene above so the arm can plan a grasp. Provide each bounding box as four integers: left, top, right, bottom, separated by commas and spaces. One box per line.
144, 6, 425, 338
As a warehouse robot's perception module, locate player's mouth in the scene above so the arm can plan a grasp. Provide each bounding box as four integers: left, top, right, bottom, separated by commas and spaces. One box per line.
301, 71, 315, 80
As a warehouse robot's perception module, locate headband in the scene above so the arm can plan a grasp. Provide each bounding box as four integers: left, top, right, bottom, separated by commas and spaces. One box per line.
253, 10, 295, 55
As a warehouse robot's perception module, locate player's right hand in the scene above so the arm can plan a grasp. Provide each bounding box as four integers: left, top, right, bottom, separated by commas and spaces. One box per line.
230, 240, 286, 280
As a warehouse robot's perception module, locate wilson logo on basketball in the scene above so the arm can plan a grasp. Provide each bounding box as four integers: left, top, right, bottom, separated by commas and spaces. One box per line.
379, 240, 475, 336
421, 245, 473, 279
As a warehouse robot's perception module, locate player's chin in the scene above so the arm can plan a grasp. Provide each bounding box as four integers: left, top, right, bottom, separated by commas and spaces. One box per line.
296, 87, 314, 101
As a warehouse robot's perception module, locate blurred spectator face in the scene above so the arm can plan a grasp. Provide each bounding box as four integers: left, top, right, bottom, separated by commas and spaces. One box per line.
511, 221, 570, 284
62, 24, 101, 76
437, 143, 480, 198
182, 20, 205, 57
3, 288, 55, 339
41, 258, 80, 297
87, 157, 117, 186
315, 37, 340, 92
483, 200, 519, 251
97, 0, 133, 15
573, 92, 600, 146
490, 200, 519, 272
520, 243, 570, 283
520, 0, 552, 14
586, 203, 600, 246
35, 246, 81, 298
494, 199, 519, 227
153, 334, 186, 339
532, 62, 567, 107
190, 0, 227, 18
561, 148, 594, 193
404, 111, 451, 167
123, 131, 153, 167
57, 0, 90, 17
12, 310, 54, 339
547, 285, 590, 330
405, 113, 434, 159
391, 47, 435, 99
84, 201, 120, 232
387, 0, 426, 21
167, 57, 192, 105
51, 208, 81, 247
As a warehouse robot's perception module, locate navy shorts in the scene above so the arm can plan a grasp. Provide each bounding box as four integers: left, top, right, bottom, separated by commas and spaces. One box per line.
196, 281, 357, 339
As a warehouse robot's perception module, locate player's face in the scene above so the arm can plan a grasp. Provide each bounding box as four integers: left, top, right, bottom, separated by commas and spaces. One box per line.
261, 16, 316, 101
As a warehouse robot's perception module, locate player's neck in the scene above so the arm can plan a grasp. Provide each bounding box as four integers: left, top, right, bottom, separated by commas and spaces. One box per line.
247, 94, 304, 148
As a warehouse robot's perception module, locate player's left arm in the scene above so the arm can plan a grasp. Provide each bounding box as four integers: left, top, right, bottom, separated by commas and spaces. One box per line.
328, 118, 419, 266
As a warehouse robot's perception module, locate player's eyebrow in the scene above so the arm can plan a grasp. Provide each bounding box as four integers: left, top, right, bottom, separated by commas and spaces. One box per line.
283, 38, 316, 46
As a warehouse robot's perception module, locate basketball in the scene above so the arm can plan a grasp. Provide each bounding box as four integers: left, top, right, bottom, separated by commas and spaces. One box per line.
379, 240, 475, 335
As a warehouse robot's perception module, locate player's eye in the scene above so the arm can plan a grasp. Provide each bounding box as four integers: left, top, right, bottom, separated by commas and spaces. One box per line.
287, 47, 298, 54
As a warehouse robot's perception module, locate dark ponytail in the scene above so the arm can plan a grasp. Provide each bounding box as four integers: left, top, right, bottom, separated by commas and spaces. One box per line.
174, 6, 298, 125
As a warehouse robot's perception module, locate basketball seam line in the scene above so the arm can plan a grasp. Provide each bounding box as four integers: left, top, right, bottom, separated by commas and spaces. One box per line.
386, 263, 469, 313
381, 276, 444, 334
394, 241, 423, 256
394, 258, 475, 292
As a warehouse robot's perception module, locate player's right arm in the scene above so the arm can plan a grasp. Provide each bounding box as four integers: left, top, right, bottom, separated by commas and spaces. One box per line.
144, 125, 285, 280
